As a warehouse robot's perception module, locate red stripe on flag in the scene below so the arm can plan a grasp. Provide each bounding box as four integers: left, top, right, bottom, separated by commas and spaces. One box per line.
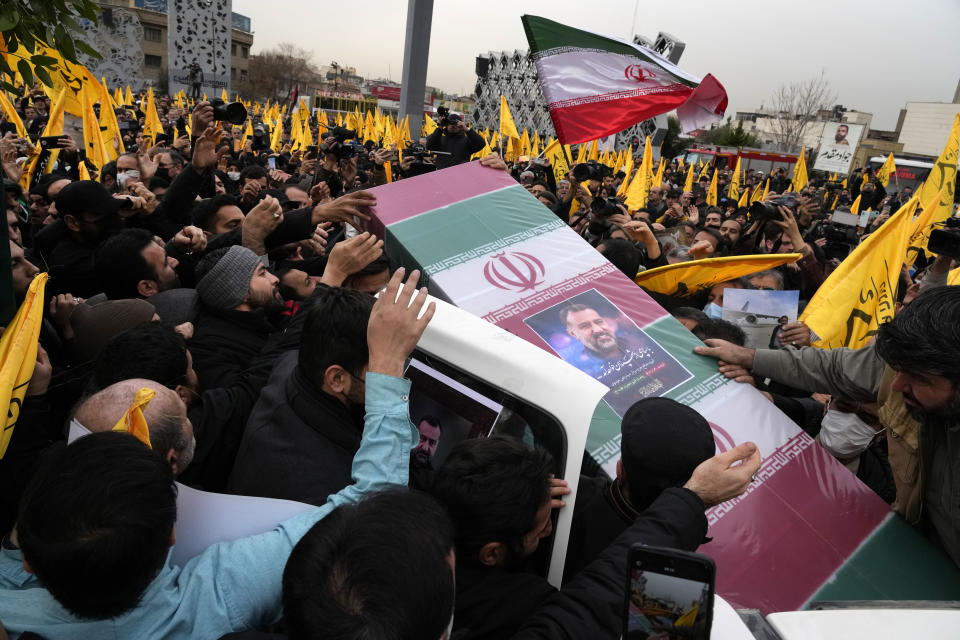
549, 89, 692, 145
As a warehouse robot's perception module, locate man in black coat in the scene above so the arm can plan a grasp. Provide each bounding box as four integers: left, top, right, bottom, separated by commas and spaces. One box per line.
425, 112, 485, 169
227, 286, 376, 505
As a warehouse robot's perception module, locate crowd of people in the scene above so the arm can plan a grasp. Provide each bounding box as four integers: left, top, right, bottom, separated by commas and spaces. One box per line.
0, 84, 957, 639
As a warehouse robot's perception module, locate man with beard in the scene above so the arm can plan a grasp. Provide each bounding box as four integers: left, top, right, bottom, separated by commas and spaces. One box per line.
190, 244, 284, 391
227, 285, 383, 505
93, 228, 181, 300
694, 286, 960, 566
412, 415, 442, 471
560, 304, 630, 376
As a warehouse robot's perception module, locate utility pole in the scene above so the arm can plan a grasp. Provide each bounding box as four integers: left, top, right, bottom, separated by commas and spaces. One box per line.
398, 0, 433, 143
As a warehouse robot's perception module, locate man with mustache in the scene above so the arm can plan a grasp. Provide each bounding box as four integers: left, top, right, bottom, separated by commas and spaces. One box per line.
694, 286, 960, 567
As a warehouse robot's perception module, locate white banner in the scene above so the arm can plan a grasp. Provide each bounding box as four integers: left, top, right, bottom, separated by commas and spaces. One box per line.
813, 122, 864, 175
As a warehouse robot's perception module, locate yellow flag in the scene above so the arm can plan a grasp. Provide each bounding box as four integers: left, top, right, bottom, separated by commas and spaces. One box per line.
142, 87, 163, 145
850, 194, 862, 214
80, 83, 110, 170
751, 179, 767, 205
97, 78, 124, 158
20, 87, 67, 189
587, 139, 598, 162
653, 157, 665, 188
270, 118, 283, 151
0, 91, 26, 138
737, 185, 750, 208
240, 118, 254, 148
697, 160, 710, 180
617, 147, 634, 197
114, 86, 123, 104
625, 136, 653, 211
289, 113, 304, 151
801, 194, 919, 349
682, 163, 694, 192
221, 88, 229, 102
499, 96, 520, 141
948, 267, 960, 286
905, 185, 949, 267
111, 387, 155, 449
913, 112, 959, 246
34, 45, 86, 117
531, 132, 541, 157
728, 156, 741, 199
876, 153, 896, 187
78, 160, 92, 181
423, 113, 437, 136
0, 272, 48, 458
791, 148, 808, 191
706, 168, 718, 206
543, 138, 569, 185
574, 143, 588, 165
635, 254, 802, 296
301, 118, 314, 148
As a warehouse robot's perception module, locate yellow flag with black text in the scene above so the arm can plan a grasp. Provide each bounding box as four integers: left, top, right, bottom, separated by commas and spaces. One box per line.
0, 273, 48, 458
635, 254, 802, 296
876, 153, 896, 187
800, 194, 918, 349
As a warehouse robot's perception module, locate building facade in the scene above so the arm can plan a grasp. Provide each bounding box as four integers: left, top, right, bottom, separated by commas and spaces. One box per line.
92, 0, 252, 92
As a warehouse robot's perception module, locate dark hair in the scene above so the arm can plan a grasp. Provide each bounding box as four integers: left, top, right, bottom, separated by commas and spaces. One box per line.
430, 436, 553, 566
693, 318, 746, 346
298, 285, 374, 387
162, 149, 185, 167
191, 194, 240, 233
148, 175, 171, 191
876, 286, 960, 383
239, 164, 267, 183
342, 253, 391, 288
94, 228, 158, 299
283, 490, 455, 640
671, 306, 709, 326
100, 160, 118, 181
94, 322, 188, 391
17, 431, 177, 619
558, 302, 590, 327
598, 237, 641, 278
417, 414, 442, 432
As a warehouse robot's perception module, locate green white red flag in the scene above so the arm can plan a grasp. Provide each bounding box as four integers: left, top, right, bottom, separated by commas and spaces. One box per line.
521, 15, 728, 144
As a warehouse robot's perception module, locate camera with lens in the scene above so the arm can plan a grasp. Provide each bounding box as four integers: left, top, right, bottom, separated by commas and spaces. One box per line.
817, 210, 861, 261
592, 196, 624, 218
572, 161, 611, 183
749, 194, 797, 223
435, 105, 462, 131
210, 99, 247, 125
319, 126, 361, 160
928, 217, 960, 259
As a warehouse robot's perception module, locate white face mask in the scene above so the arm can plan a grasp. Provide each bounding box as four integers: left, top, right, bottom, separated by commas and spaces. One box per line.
703, 302, 723, 319
226, 171, 241, 181
117, 169, 140, 188
818, 409, 881, 458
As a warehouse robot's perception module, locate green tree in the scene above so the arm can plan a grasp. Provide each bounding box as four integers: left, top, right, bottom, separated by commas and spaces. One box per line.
700, 120, 759, 148
0, 0, 101, 92
661, 115, 693, 160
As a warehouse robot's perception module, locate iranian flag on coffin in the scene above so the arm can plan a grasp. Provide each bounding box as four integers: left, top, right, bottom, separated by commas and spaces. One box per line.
367, 162, 957, 612
522, 15, 728, 142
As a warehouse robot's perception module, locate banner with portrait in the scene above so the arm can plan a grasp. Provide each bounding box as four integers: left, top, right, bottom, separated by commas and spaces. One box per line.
813, 122, 864, 175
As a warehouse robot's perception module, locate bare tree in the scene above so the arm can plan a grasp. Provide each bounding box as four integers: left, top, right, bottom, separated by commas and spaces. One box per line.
238, 43, 321, 103
768, 71, 837, 152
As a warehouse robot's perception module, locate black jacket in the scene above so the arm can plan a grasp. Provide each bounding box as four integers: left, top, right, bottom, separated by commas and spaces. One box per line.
189, 305, 279, 392
425, 127, 486, 169
227, 354, 364, 505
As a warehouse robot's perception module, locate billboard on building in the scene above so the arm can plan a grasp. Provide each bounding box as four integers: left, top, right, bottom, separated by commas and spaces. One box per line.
167, 0, 232, 98
813, 122, 864, 174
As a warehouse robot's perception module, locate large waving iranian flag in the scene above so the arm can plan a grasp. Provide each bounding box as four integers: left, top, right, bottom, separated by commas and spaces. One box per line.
522, 15, 728, 144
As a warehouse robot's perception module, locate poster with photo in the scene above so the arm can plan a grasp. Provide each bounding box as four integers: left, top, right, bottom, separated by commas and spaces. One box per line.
405, 359, 504, 471
813, 122, 864, 175
523, 289, 693, 417
722, 289, 799, 350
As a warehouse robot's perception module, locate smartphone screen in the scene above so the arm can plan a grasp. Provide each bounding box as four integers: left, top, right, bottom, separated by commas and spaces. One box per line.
267, 157, 277, 170
624, 545, 715, 640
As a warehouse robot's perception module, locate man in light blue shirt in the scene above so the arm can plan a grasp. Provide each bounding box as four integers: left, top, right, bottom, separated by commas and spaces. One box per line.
0, 268, 435, 640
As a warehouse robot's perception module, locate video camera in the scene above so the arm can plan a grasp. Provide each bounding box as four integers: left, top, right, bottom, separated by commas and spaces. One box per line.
319, 126, 363, 160
572, 161, 612, 183
210, 99, 247, 125
820, 210, 861, 261
928, 217, 960, 259
405, 142, 450, 177
592, 196, 625, 218
436, 106, 462, 129
749, 194, 797, 223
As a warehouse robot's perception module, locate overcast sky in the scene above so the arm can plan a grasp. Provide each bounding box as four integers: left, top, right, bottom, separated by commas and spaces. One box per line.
233, 0, 960, 130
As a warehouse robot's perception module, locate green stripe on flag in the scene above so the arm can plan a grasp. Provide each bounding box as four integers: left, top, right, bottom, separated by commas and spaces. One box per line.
388, 184, 564, 274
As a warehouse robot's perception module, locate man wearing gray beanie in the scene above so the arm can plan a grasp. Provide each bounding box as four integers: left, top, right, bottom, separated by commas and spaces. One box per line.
189, 245, 283, 391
